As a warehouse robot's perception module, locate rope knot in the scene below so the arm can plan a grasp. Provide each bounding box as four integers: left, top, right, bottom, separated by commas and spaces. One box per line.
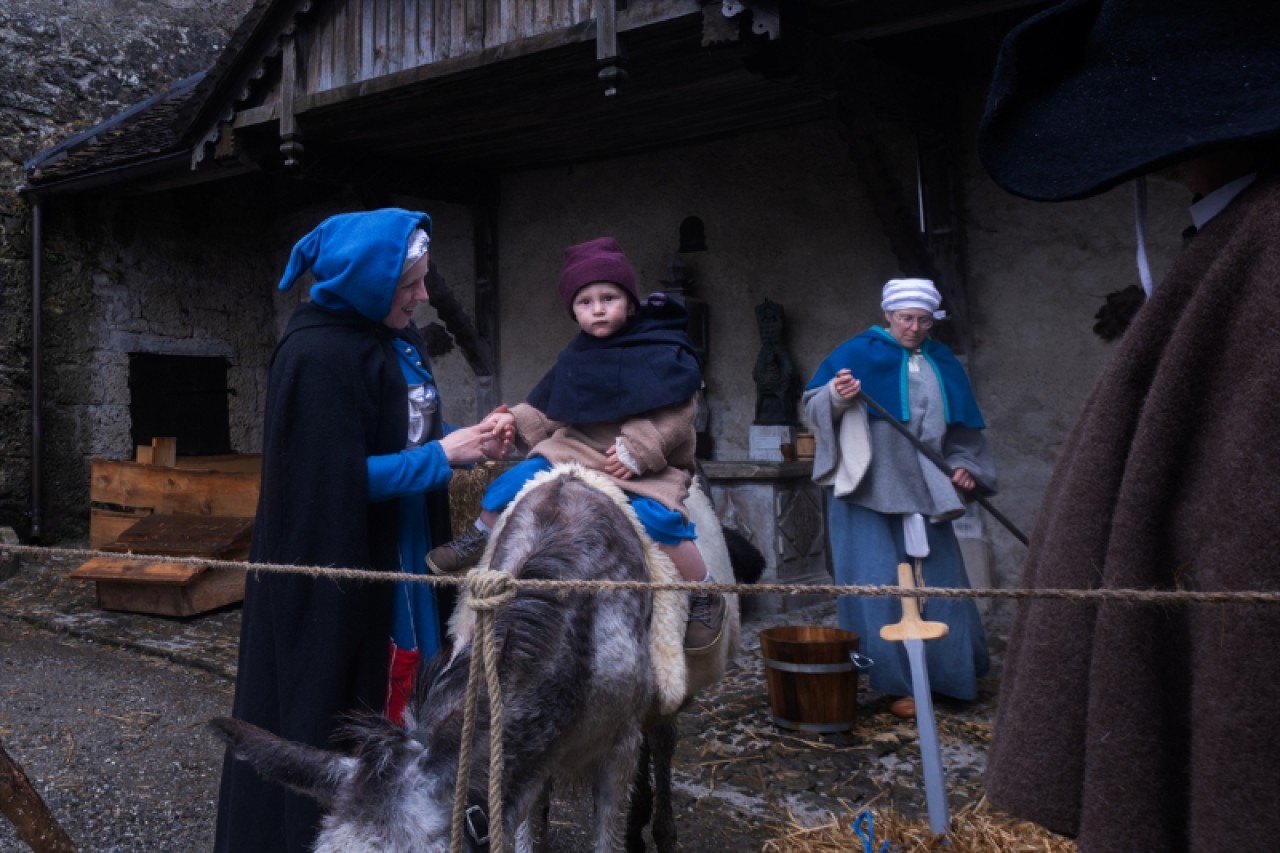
466, 568, 517, 611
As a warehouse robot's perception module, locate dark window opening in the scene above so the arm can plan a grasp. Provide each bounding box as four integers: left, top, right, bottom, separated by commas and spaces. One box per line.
129, 354, 232, 456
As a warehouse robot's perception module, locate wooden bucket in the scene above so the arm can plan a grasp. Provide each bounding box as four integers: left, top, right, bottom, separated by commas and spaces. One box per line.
759, 625, 860, 733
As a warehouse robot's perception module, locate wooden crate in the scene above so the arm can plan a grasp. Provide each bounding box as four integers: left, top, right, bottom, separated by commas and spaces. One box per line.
75, 440, 262, 617
72, 557, 249, 618
89, 453, 261, 547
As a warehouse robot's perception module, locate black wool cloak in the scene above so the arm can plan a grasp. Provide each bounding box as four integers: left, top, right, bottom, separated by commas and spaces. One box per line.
985, 170, 1280, 851
526, 294, 702, 424
215, 304, 450, 853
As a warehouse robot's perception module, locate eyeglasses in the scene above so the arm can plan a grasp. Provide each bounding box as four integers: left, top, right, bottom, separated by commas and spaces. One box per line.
891, 312, 935, 329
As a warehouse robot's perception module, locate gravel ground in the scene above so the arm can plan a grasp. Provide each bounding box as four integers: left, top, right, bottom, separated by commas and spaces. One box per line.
0, 620, 234, 852
0, 549, 1004, 851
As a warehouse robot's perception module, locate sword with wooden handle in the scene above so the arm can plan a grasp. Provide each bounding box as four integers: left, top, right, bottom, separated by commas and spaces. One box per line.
880, 561, 951, 835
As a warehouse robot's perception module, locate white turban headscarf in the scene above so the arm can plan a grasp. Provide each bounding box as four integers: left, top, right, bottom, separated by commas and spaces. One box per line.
402, 227, 431, 272
880, 277, 946, 320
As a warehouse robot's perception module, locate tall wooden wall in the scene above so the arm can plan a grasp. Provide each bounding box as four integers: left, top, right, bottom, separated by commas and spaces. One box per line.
302, 0, 594, 90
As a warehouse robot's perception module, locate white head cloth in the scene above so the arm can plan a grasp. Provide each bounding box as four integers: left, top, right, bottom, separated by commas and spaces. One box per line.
402, 227, 431, 272
880, 278, 946, 319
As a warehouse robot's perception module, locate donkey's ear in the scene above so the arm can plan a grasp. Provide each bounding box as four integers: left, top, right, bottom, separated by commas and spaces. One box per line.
208, 717, 353, 807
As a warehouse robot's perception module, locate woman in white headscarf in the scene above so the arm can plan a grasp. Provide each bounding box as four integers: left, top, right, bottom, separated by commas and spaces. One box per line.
803, 278, 995, 717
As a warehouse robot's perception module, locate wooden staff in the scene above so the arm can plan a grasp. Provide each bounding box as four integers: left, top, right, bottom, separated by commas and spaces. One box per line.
858, 389, 1030, 546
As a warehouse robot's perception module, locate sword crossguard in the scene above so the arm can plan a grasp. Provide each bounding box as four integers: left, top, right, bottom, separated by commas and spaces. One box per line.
880, 562, 949, 642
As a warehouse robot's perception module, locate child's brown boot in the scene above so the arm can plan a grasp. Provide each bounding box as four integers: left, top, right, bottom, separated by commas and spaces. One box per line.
426, 526, 488, 575
684, 591, 725, 651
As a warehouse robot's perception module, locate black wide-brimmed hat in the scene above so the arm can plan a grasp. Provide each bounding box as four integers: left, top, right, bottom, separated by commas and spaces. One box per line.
978, 0, 1280, 202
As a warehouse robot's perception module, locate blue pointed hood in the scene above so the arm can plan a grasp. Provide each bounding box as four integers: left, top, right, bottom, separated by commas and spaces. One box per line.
278, 208, 432, 322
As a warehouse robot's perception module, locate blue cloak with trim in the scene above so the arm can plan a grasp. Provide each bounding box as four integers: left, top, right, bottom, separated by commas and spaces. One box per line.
805, 326, 986, 428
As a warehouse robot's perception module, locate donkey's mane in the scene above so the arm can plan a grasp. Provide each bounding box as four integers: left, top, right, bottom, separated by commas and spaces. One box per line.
415, 469, 650, 738
488, 474, 645, 670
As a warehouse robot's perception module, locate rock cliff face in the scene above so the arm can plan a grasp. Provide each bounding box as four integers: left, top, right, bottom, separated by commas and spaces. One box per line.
0, 0, 253, 539
2, 0, 251, 182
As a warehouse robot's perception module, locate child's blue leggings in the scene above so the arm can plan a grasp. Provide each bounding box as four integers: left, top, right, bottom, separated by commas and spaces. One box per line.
480, 457, 697, 545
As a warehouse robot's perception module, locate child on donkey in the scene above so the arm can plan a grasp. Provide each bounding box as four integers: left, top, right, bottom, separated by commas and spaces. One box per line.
427, 236, 724, 649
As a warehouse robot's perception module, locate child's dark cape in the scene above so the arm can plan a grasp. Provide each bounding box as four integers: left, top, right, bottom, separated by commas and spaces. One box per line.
527, 296, 703, 424
806, 326, 986, 428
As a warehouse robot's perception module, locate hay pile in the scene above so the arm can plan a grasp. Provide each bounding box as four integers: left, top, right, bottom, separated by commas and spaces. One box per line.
762, 797, 1077, 852
447, 461, 516, 537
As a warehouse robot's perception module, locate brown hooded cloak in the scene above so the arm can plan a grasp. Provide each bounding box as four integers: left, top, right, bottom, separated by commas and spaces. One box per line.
985, 170, 1280, 851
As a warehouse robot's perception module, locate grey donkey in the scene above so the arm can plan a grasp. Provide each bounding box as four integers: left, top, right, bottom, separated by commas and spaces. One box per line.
211, 464, 757, 852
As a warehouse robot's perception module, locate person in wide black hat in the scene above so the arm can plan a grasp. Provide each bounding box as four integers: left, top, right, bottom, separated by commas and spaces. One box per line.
977, 0, 1280, 850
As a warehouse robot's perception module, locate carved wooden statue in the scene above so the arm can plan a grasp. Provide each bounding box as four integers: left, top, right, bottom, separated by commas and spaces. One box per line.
752, 299, 797, 425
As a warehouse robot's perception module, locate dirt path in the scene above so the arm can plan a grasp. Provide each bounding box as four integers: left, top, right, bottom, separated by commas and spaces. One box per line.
0, 618, 797, 852
0, 620, 234, 852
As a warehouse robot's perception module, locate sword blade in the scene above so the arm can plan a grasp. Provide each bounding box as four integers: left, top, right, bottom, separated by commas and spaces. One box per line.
905, 637, 950, 835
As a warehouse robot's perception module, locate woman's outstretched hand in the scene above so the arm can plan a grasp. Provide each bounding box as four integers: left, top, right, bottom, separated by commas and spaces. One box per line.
477, 404, 515, 460
440, 405, 515, 465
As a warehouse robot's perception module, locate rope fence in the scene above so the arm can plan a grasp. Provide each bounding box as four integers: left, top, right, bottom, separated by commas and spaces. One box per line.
4, 541, 1280, 607
5, 538, 1278, 853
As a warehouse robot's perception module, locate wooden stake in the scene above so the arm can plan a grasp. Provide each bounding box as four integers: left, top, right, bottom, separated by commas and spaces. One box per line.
0, 738, 77, 852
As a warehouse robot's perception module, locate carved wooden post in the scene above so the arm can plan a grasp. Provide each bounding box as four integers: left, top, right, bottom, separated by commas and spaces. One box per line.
279, 35, 303, 168
596, 0, 627, 96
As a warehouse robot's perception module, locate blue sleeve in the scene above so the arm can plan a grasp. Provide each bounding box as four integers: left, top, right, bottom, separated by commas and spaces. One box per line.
367, 442, 453, 502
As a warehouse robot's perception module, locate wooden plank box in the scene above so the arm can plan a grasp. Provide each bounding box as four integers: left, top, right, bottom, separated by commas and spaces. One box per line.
72, 556, 249, 619
77, 447, 262, 617
89, 453, 262, 548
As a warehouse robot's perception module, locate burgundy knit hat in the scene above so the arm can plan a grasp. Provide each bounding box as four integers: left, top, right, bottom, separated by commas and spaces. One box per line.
557, 237, 638, 315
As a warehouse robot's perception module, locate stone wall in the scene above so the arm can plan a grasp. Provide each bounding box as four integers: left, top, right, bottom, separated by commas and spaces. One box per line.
496, 120, 897, 452
28, 180, 482, 544
33, 183, 280, 542
494, 113, 1189, 593
1, 0, 253, 539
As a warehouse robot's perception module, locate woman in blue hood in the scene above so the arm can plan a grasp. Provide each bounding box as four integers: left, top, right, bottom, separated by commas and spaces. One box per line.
214, 208, 511, 853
